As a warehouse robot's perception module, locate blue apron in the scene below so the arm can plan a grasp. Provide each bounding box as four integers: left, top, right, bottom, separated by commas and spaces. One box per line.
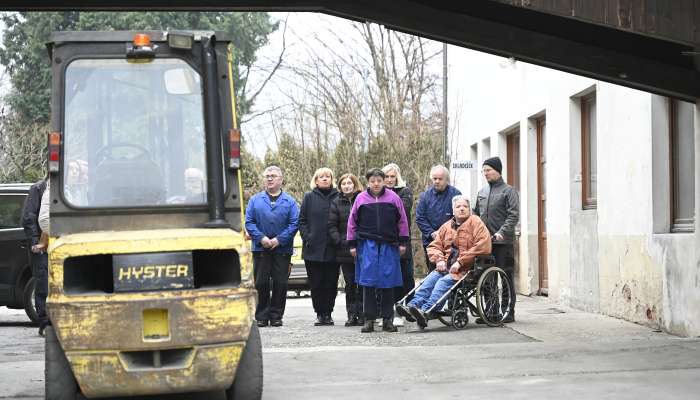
356, 239, 402, 288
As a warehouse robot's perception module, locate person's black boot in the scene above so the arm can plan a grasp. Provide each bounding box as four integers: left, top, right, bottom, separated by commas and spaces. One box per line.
409, 306, 427, 329
256, 319, 269, 328
360, 319, 374, 333
314, 314, 325, 326
345, 313, 357, 327
38, 321, 48, 337
382, 318, 398, 332
270, 319, 283, 327
395, 304, 416, 322
324, 314, 335, 326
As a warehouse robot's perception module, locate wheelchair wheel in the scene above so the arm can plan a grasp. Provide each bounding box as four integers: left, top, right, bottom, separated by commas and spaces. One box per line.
452, 309, 469, 329
475, 266, 512, 327
436, 296, 456, 327
450, 288, 469, 330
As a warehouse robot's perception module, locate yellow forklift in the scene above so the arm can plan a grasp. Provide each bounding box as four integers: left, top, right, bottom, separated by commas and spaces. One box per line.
44, 31, 260, 399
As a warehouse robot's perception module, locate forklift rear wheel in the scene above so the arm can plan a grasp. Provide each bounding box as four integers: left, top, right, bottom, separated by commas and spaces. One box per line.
225, 323, 263, 400
45, 326, 81, 400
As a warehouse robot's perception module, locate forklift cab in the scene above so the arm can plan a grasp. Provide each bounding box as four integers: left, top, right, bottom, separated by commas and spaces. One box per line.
44, 31, 260, 399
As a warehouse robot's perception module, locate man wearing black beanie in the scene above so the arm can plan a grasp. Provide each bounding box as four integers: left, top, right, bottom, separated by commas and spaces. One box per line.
482, 157, 502, 175
473, 156, 519, 323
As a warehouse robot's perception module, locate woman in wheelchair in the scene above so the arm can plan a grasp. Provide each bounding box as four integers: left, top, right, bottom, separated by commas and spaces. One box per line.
396, 195, 492, 328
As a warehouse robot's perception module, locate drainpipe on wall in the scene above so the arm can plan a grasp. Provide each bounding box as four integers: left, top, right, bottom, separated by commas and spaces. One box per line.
443, 42, 448, 165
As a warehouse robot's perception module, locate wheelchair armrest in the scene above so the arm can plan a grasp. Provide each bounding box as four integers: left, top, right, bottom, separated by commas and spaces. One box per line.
473, 255, 496, 276
474, 255, 496, 265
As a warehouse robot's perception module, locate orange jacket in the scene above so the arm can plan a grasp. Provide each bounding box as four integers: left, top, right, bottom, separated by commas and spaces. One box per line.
427, 215, 492, 279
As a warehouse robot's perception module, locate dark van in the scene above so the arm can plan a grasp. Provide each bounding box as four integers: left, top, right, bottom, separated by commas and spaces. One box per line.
0, 183, 37, 323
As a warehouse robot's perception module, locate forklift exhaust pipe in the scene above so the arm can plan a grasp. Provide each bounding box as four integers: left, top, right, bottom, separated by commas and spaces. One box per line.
201, 35, 229, 228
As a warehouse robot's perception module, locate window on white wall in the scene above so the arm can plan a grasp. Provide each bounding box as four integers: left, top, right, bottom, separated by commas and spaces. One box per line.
482, 137, 491, 160
669, 99, 695, 232
506, 128, 520, 192
581, 93, 597, 209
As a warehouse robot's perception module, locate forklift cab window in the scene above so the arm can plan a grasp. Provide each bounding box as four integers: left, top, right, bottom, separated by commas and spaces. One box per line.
63, 58, 207, 208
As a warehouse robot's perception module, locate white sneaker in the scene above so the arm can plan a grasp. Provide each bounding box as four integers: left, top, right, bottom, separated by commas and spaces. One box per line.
376, 318, 382, 327
393, 316, 404, 327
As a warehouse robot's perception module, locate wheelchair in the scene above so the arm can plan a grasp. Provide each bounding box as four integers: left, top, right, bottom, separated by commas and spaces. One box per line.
396, 255, 513, 329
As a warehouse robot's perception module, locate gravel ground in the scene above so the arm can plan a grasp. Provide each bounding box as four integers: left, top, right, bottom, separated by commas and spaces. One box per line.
260, 294, 535, 348
3, 291, 699, 400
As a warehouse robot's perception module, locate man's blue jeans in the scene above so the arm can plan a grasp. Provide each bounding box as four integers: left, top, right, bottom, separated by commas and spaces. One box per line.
407, 270, 456, 312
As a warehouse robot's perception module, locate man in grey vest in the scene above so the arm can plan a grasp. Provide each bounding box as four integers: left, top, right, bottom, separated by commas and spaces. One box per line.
473, 156, 519, 323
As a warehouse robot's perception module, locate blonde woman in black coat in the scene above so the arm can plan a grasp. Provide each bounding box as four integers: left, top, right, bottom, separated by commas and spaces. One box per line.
299, 167, 340, 326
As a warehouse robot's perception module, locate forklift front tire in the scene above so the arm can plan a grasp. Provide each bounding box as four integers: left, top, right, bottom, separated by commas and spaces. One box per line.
45, 326, 81, 400
225, 323, 263, 400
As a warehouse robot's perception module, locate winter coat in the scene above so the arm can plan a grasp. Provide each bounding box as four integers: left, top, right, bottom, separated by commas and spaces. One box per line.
299, 187, 339, 262
346, 187, 410, 247
389, 185, 413, 259
328, 192, 358, 264
22, 179, 47, 246
427, 215, 492, 279
473, 178, 520, 244
415, 185, 462, 246
245, 190, 299, 254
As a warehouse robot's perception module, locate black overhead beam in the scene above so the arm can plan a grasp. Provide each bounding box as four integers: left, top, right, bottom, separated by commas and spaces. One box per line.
2, 0, 699, 101
326, 0, 700, 102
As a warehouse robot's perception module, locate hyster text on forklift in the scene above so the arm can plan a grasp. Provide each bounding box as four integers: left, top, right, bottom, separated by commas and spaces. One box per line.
44, 30, 261, 400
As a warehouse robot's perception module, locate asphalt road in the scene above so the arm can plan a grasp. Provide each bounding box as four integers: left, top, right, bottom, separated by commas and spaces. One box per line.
2, 293, 699, 399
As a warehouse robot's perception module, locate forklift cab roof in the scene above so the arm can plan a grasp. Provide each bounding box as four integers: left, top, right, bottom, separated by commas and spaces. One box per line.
46, 30, 232, 57
48, 30, 231, 43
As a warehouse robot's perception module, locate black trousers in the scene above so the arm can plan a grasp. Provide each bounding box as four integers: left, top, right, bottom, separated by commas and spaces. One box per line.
492, 243, 516, 317
31, 252, 48, 327
253, 252, 291, 321
363, 287, 394, 320
305, 261, 340, 315
423, 246, 435, 272
393, 255, 415, 303
340, 262, 362, 316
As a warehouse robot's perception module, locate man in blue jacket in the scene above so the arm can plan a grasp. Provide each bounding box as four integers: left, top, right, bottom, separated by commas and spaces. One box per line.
416, 165, 461, 271
245, 166, 299, 328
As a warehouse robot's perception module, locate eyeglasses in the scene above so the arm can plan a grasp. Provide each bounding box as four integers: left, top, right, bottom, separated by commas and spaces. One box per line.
264, 175, 280, 180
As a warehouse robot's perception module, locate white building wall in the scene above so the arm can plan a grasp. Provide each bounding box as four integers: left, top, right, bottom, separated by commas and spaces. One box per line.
447, 46, 700, 336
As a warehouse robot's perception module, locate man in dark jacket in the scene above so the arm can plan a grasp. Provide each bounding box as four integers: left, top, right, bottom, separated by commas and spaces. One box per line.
245, 166, 299, 327
473, 156, 519, 323
416, 165, 461, 272
21, 178, 49, 336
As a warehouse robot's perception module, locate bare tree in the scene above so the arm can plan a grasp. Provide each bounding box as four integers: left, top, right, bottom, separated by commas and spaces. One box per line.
0, 106, 47, 182
258, 20, 445, 272
276, 22, 443, 187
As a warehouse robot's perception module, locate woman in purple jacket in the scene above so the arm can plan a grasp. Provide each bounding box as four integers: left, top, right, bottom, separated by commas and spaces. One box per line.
347, 169, 409, 333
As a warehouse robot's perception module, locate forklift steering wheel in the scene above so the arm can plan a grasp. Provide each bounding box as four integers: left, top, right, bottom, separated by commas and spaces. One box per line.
95, 143, 152, 163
